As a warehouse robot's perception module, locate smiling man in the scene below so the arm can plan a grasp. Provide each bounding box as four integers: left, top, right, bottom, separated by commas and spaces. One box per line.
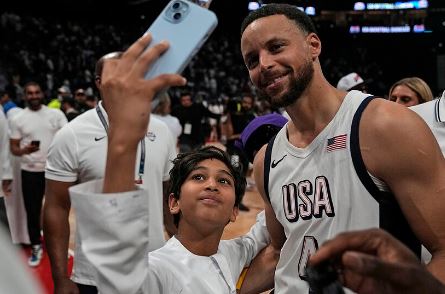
9, 81, 67, 267
240, 3, 445, 293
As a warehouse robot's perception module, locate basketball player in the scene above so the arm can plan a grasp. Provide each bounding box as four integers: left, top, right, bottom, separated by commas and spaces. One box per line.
43, 51, 177, 293
240, 3, 445, 293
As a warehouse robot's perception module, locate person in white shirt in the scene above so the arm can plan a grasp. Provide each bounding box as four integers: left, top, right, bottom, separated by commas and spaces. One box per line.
70, 146, 272, 293
0, 105, 9, 230
44, 51, 177, 294
152, 92, 182, 140
9, 82, 67, 267
1, 100, 29, 246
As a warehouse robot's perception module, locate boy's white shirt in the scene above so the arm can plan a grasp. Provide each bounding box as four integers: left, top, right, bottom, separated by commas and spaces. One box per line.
70, 179, 269, 294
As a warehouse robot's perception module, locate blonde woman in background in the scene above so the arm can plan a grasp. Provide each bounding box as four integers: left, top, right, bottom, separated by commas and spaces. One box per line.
389, 77, 433, 107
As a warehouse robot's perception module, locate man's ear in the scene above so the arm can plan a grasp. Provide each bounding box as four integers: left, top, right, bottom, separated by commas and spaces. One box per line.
169, 193, 180, 215
307, 32, 321, 60
230, 206, 239, 223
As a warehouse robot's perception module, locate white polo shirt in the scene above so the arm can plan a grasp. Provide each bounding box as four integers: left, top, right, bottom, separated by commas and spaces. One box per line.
45, 101, 177, 286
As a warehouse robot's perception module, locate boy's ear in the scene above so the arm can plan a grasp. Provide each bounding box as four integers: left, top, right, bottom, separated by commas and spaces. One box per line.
169, 193, 180, 215
230, 206, 239, 223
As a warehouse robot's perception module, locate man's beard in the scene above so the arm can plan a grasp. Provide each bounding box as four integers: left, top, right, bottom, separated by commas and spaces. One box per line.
28, 98, 42, 110
257, 59, 314, 108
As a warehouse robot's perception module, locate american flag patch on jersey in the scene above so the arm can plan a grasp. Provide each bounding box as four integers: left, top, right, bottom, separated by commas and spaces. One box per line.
326, 134, 347, 152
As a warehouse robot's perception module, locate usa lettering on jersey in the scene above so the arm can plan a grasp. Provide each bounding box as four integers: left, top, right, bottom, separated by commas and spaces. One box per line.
282, 176, 335, 222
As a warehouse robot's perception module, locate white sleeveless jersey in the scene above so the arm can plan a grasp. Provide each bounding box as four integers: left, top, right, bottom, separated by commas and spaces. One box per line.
264, 91, 420, 293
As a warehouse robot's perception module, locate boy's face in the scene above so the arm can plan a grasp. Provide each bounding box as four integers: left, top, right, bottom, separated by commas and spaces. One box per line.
169, 158, 239, 229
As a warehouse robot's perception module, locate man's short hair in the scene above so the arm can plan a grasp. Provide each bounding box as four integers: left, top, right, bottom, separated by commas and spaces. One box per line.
94, 52, 123, 79
169, 146, 246, 226
241, 3, 317, 36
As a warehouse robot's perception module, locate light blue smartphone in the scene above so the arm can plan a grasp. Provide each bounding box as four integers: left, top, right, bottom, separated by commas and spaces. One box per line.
143, 0, 218, 81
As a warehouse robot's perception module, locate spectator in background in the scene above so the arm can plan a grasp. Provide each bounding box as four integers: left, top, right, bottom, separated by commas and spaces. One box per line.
336, 72, 368, 93
61, 96, 79, 122
73, 88, 89, 114
9, 81, 67, 267
1, 89, 29, 246
0, 89, 19, 117
152, 92, 182, 141
172, 91, 220, 153
389, 77, 433, 107
237, 113, 288, 165
0, 105, 9, 231
48, 85, 72, 109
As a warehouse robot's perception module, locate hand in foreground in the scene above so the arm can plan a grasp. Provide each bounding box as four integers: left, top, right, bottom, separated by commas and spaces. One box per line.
309, 229, 445, 294
100, 33, 186, 144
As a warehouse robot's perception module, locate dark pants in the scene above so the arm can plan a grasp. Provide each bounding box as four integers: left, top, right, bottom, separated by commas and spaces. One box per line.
21, 170, 45, 245
0, 197, 10, 236
76, 283, 98, 294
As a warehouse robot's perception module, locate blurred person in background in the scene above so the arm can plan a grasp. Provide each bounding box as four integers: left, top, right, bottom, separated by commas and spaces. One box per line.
152, 92, 182, 142
9, 81, 67, 267
389, 77, 433, 107
73, 88, 89, 114
336, 72, 368, 93
172, 90, 220, 153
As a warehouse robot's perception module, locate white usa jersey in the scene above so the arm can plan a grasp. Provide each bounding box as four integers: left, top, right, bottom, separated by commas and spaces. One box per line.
264, 90, 420, 294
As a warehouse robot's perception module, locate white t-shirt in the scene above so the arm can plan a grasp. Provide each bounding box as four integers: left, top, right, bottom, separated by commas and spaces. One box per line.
9, 105, 67, 172
45, 101, 177, 286
152, 113, 182, 139
69, 180, 269, 294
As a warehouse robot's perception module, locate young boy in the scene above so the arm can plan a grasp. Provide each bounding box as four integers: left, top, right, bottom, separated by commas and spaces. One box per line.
70, 146, 270, 293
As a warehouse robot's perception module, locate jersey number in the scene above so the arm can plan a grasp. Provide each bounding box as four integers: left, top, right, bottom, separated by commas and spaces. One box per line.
298, 236, 319, 280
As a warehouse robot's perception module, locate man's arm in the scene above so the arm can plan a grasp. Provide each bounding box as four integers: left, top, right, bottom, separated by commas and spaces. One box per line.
9, 138, 38, 156
239, 244, 279, 294
253, 145, 286, 250
361, 99, 445, 283
236, 146, 285, 293
43, 179, 78, 294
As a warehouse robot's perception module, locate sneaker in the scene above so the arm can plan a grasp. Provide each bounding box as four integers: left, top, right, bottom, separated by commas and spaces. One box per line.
28, 245, 43, 267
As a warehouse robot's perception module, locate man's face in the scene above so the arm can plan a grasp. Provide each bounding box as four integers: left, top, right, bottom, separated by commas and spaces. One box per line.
241, 96, 254, 111
241, 15, 315, 108
169, 159, 238, 230
180, 95, 193, 107
25, 85, 44, 110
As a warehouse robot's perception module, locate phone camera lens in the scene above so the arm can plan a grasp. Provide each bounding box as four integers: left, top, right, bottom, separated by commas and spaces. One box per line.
172, 2, 181, 9
173, 12, 182, 20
